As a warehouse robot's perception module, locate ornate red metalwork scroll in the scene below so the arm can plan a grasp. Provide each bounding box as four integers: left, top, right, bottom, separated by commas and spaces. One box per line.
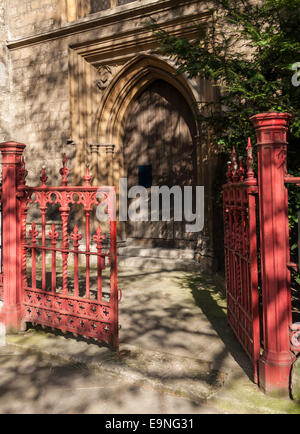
17, 156, 119, 350
223, 139, 260, 383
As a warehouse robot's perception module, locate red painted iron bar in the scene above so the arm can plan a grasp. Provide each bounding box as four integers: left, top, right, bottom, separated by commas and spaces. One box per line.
225, 248, 250, 262
73, 246, 79, 298
227, 291, 253, 321
287, 262, 298, 271
31, 246, 37, 289
223, 184, 258, 192
109, 220, 118, 349
228, 317, 254, 348
41, 210, 46, 291
285, 176, 300, 185
230, 327, 254, 360
51, 248, 56, 293
49, 226, 58, 294
228, 316, 254, 346
17, 186, 111, 192
60, 211, 69, 296
97, 256, 104, 302
85, 211, 90, 299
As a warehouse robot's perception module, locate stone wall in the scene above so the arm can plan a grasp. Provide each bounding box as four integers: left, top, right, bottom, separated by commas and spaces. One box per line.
0, 0, 11, 144
7, 0, 57, 40
10, 39, 70, 183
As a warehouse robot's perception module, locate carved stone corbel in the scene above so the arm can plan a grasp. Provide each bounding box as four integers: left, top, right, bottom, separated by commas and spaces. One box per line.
95, 65, 114, 91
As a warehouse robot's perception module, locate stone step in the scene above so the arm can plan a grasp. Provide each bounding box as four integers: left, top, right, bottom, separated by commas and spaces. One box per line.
118, 246, 195, 260
28, 246, 197, 270
118, 256, 198, 271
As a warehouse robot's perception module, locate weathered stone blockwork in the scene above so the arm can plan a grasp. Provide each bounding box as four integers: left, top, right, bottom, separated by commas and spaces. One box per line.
0, 1, 11, 144
10, 40, 70, 182
8, 0, 57, 39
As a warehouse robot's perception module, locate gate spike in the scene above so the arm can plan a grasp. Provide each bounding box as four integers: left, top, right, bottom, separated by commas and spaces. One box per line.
40, 165, 48, 187
71, 225, 82, 247
246, 137, 255, 183
48, 224, 59, 243
226, 161, 232, 182
84, 165, 92, 186
29, 222, 39, 244
60, 153, 70, 186
231, 146, 237, 164
93, 226, 105, 250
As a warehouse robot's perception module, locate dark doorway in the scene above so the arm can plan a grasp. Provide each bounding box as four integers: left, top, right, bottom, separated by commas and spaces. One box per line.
123, 79, 197, 248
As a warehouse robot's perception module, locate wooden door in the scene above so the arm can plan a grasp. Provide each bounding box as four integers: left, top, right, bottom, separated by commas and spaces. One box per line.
123, 79, 197, 247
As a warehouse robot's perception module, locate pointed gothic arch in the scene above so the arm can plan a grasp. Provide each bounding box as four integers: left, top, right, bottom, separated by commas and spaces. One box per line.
94, 54, 201, 183
95, 54, 200, 144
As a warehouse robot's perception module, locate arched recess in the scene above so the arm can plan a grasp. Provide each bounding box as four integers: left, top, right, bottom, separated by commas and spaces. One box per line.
94, 55, 201, 184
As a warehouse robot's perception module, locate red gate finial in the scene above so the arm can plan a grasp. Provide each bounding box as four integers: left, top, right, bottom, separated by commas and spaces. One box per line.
29, 222, 39, 245
48, 224, 59, 245
84, 165, 92, 186
40, 165, 48, 187
245, 138, 257, 185
226, 161, 232, 182
93, 226, 105, 251
60, 154, 70, 186
71, 225, 82, 248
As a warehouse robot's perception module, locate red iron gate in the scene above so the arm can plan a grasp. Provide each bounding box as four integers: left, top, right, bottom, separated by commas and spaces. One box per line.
224, 113, 299, 395
0, 142, 119, 351
223, 140, 260, 383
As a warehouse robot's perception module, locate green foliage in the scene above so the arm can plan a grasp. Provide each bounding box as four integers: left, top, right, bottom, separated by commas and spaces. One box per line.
152, 0, 300, 276
151, 0, 300, 154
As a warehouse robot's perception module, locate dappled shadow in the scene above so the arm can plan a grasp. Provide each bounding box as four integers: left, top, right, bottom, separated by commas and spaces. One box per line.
0, 346, 206, 414
178, 273, 253, 381
117, 269, 253, 386
9, 267, 254, 413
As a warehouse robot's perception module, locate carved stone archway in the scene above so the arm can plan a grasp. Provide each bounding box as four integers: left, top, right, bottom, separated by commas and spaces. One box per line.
94, 54, 201, 186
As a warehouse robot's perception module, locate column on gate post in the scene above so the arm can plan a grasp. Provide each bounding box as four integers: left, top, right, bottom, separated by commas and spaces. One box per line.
0, 142, 26, 331
250, 113, 295, 395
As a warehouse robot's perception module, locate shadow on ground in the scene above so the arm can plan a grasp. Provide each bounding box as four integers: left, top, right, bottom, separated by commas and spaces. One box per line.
2, 269, 300, 413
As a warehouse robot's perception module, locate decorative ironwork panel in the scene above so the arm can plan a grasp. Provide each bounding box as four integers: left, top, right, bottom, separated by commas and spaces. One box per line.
18, 156, 119, 350
223, 140, 260, 383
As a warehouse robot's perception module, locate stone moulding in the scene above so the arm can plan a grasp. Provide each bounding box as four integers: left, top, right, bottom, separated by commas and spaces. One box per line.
6, 0, 208, 50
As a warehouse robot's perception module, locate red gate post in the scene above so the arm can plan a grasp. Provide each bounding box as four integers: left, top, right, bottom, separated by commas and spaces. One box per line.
0, 142, 26, 331
250, 113, 295, 395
